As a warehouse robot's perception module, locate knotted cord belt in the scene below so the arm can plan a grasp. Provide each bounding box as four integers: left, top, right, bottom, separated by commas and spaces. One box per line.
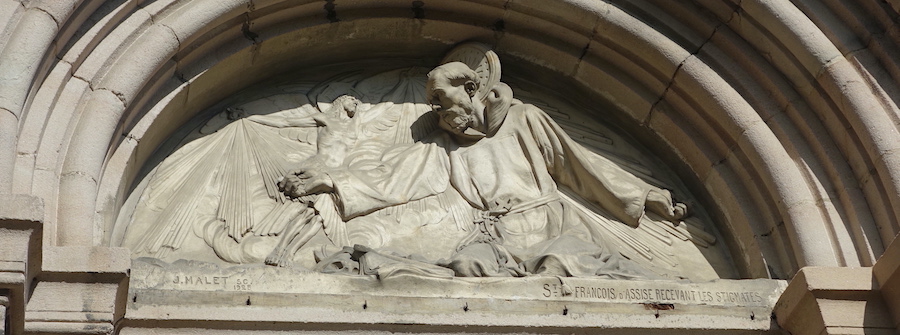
455, 193, 560, 251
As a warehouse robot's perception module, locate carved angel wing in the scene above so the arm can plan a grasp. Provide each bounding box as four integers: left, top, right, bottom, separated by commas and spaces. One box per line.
129, 116, 317, 257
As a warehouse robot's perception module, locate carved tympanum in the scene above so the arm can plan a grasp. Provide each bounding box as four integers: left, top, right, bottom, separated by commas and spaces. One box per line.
116, 43, 723, 281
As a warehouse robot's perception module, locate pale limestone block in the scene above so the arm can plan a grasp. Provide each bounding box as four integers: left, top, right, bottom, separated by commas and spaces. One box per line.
645, 101, 717, 180
124, 59, 177, 127
741, 0, 842, 77
816, 59, 900, 224
779, 102, 885, 261
574, 46, 657, 123
727, 4, 817, 98
676, 56, 765, 136
128, 258, 786, 331
25, 282, 119, 334
57, 89, 126, 246
126, 77, 188, 171
655, 76, 736, 158
0, 0, 24, 50
0, 193, 43, 224
33, 76, 90, 171
701, 29, 793, 120
0, 229, 30, 271
71, 8, 153, 84
0, 8, 56, 117
0, 109, 16, 192
620, 2, 715, 54
592, 1, 688, 81
816, 58, 900, 155
874, 236, 900, 329
419, 20, 494, 49
60, 89, 125, 178
496, 32, 582, 75
732, 122, 840, 269
848, 49, 900, 125
24, 321, 115, 335
14, 60, 72, 155
171, 19, 250, 76
42, 246, 130, 275
328, 0, 411, 11
30, 169, 59, 246
507, 0, 598, 38
93, 136, 137, 246
25, 0, 79, 27
818, 298, 894, 330
27, 282, 118, 321
56, 172, 98, 246
701, 161, 773, 278
60, 0, 139, 68
790, 0, 867, 55
10, 151, 33, 194
138, 0, 184, 18
95, 24, 180, 105
157, 0, 248, 47
52, 0, 106, 53
776, 266, 897, 334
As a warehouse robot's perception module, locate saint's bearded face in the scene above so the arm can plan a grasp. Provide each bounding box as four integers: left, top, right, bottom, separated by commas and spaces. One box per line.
428, 77, 478, 136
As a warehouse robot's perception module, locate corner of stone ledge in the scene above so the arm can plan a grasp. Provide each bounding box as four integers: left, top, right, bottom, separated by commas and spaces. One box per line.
0, 194, 44, 224
873, 234, 900, 284
41, 246, 131, 280
798, 266, 874, 291
774, 266, 876, 318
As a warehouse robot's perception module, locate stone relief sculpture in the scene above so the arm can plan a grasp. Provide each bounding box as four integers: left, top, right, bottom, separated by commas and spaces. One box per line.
117, 43, 721, 281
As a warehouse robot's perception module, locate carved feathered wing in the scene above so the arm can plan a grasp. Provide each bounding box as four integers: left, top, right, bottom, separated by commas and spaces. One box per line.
131, 117, 317, 257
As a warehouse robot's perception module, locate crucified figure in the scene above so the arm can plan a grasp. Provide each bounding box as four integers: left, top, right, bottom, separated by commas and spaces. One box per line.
247, 95, 362, 267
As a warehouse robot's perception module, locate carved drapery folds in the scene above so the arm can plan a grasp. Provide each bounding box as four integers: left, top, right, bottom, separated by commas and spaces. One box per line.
116, 44, 728, 282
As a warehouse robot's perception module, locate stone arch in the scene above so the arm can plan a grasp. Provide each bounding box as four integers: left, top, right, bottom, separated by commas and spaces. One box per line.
1, 0, 898, 283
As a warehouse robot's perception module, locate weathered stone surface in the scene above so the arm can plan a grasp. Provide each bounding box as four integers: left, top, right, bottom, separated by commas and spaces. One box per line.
128, 258, 785, 332
117, 44, 727, 283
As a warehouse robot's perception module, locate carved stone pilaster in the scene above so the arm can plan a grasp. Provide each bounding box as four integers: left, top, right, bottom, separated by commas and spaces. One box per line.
0, 194, 43, 335
774, 266, 898, 334
873, 235, 900, 330
24, 247, 130, 334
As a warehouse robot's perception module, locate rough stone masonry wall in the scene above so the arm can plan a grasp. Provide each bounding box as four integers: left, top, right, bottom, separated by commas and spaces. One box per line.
0, 0, 898, 334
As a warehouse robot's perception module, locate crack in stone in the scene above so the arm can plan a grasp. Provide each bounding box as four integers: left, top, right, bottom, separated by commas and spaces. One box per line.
412, 1, 425, 19
28, 5, 60, 30
758, 220, 784, 238
99, 88, 128, 107
122, 133, 139, 143
242, 13, 259, 43
61, 170, 98, 184
324, 0, 339, 23
71, 72, 96, 91
1, 106, 19, 122
645, 1, 744, 126
159, 23, 182, 47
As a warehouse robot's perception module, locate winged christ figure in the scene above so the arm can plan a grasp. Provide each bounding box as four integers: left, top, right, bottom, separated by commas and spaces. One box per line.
246, 95, 386, 267
122, 92, 397, 265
